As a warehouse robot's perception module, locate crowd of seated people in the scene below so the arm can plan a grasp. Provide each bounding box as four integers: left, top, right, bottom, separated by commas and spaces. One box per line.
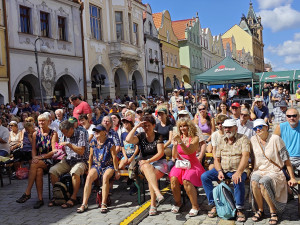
0, 84, 298, 224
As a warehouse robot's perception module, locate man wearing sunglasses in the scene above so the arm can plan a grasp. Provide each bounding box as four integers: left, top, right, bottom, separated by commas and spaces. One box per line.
274, 108, 300, 170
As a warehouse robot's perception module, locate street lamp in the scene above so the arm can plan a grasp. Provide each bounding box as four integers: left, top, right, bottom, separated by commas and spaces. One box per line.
34, 37, 47, 112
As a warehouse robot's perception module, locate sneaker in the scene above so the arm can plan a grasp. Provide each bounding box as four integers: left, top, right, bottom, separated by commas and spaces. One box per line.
130, 186, 138, 196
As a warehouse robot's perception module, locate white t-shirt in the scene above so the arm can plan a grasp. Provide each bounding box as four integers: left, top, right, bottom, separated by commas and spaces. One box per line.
87, 124, 95, 136
0, 125, 10, 153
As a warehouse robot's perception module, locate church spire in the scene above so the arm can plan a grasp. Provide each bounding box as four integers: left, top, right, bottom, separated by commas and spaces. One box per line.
247, 0, 257, 22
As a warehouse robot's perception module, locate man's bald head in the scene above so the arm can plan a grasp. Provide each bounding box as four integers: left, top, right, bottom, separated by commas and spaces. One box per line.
286, 108, 299, 116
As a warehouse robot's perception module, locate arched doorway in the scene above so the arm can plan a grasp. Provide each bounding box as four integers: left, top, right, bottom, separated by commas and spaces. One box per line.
150, 79, 161, 96
165, 77, 172, 91
174, 76, 180, 89
132, 71, 144, 98
54, 75, 79, 99
14, 74, 40, 102
183, 75, 190, 83
114, 68, 127, 99
91, 65, 109, 101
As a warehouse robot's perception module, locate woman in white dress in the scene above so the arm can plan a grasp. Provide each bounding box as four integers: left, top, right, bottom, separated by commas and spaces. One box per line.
250, 119, 297, 225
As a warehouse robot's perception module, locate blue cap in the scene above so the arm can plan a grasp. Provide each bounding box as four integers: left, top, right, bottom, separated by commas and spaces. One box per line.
92, 125, 107, 132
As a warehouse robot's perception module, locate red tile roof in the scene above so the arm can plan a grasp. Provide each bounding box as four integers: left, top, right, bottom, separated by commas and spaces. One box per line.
152, 12, 163, 29
172, 19, 195, 40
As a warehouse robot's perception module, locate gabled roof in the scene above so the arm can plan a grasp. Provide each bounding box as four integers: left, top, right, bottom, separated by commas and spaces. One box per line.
152, 12, 163, 29
172, 19, 195, 40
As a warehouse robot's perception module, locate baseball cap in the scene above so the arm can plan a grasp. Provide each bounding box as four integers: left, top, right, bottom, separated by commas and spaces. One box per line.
255, 97, 263, 102
119, 104, 126, 108
253, 119, 268, 128
174, 89, 178, 92
178, 110, 189, 115
68, 117, 78, 123
157, 108, 168, 114
222, 119, 237, 127
231, 102, 240, 108
9, 121, 18, 126
92, 125, 107, 132
141, 101, 147, 104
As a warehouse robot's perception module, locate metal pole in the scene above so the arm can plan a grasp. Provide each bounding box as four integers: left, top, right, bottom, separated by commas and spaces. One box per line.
34, 37, 44, 112
251, 78, 254, 98
158, 60, 160, 96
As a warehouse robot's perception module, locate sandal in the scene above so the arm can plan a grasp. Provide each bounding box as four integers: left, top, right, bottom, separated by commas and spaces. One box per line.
269, 213, 279, 225
100, 203, 108, 213
208, 206, 217, 218
33, 200, 44, 209
149, 206, 157, 216
189, 208, 199, 217
252, 209, 264, 222
16, 193, 31, 203
236, 209, 246, 222
77, 204, 88, 213
61, 198, 78, 209
156, 193, 164, 204
171, 205, 182, 214
48, 198, 56, 207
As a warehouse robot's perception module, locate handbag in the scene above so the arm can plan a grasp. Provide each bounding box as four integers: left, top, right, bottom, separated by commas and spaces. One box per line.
52, 142, 66, 161
175, 154, 191, 170
16, 167, 29, 180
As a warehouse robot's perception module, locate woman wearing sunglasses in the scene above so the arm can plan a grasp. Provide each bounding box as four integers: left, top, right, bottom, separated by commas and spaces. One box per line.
77, 125, 119, 213
250, 119, 297, 224
194, 104, 215, 161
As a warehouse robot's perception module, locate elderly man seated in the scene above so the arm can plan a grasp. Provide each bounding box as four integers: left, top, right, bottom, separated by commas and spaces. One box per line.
201, 119, 250, 222
49, 120, 89, 208
237, 108, 255, 139
270, 101, 288, 129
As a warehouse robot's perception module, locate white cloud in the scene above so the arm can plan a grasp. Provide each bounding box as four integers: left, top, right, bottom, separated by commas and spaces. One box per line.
256, 0, 293, 10
258, 4, 300, 32
268, 34, 300, 64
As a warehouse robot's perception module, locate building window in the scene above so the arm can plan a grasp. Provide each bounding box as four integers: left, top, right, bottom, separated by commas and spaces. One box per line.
149, 22, 153, 36
58, 16, 67, 41
170, 54, 173, 67
40, 11, 49, 37
20, 6, 31, 34
133, 23, 138, 46
167, 31, 170, 43
166, 53, 169, 66
154, 50, 158, 60
149, 48, 152, 60
115, 11, 123, 41
89, 5, 102, 40
174, 56, 178, 67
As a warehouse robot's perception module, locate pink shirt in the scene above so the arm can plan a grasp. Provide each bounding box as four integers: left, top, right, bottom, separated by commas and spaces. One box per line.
73, 101, 92, 119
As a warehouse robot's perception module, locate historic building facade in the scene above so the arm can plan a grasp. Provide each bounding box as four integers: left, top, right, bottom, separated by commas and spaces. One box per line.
172, 13, 202, 84
6, 0, 84, 103
222, 2, 264, 72
153, 10, 181, 93
0, 0, 9, 104
82, 0, 146, 102
143, 4, 163, 96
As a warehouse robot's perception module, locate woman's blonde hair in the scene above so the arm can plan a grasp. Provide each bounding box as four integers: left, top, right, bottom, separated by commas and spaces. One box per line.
125, 110, 136, 121
176, 118, 197, 138
37, 113, 49, 121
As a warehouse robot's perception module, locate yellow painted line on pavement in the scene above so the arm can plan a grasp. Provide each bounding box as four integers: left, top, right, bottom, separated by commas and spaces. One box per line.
120, 185, 170, 225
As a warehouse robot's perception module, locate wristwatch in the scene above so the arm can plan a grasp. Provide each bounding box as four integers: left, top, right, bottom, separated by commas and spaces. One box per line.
114, 169, 119, 172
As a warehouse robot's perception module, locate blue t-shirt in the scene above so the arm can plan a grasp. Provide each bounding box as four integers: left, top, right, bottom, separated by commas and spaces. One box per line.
280, 121, 300, 157
120, 131, 137, 156
254, 106, 269, 119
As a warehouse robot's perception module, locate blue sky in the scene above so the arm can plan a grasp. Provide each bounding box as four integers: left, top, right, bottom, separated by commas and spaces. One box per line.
145, 0, 300, 71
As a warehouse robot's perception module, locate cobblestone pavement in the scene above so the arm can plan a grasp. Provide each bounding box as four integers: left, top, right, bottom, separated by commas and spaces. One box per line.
139, 183, 300, 225
0, 174, 142, 225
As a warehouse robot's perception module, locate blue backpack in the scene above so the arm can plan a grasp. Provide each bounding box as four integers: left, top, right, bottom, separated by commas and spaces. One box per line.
213, 182, 236, 220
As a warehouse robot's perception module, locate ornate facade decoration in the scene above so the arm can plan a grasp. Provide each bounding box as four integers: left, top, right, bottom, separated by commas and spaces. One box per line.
41, 57, 56, 96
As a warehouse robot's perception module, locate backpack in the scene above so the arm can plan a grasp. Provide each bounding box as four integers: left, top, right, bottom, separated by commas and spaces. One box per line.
213, 182, 236, 220
52, 182, 70, 206
52, 174, 73, 205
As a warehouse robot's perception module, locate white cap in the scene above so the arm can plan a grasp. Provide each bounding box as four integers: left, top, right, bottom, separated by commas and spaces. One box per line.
178, 110, 189, 115
222, 119, 237, 127
174, 89, 179, 92
255, 97, 263, 102
9, 121, 18, 125
253, 119, 268, 128
141, 101, 147, 104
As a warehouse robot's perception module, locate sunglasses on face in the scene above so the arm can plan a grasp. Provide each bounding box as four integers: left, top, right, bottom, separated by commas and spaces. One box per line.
176, 101, 182, 103
253, 125, 264, 131
240, 114, 248, 117
136, 111, 143, 114
217, 122, 223, 125
232, 107, 238, 109
287, 114, 297, 118
199, 108, 205, 111
178, 106, 185, 109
